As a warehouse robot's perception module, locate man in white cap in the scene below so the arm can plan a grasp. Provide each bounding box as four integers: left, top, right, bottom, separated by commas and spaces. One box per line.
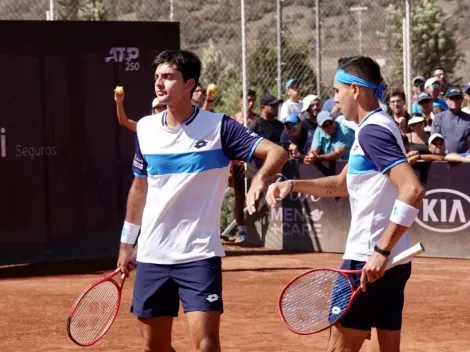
300, 94, 322, 131
411, 77, 448, 114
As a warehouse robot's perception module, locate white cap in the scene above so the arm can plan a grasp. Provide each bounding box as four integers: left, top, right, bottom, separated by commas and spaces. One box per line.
407, 116, 425, 126
301, 94, 320, 112
424, 77, 440, 89
152, 97, 160, 108
429, 133, 444, 145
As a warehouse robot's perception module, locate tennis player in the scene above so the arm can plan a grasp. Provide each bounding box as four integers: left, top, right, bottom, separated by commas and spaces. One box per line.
266, 56, 425, 352
117, 50, 288, 352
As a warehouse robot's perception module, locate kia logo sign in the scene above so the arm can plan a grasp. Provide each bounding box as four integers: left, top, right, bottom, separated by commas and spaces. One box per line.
415, 189, 470, 233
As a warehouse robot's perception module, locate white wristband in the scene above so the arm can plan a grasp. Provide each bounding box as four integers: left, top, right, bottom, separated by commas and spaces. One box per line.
121, 221, 140, 244
389, 200, 419, 227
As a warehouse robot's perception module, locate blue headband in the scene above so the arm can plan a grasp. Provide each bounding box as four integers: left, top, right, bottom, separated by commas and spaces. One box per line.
334, 69, 386, 103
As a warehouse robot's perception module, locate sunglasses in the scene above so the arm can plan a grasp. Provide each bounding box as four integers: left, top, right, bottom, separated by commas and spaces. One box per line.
414, 82, 424, 87
284, 123, 298, 130
431, 83, 440, 89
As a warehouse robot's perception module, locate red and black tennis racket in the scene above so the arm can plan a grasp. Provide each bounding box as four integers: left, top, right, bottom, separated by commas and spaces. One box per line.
66, 268, 126, 347
279, 242, 425, 335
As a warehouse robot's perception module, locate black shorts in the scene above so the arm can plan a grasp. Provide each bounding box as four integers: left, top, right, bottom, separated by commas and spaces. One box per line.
131, 257, 223, 318
337, 260, 411, 331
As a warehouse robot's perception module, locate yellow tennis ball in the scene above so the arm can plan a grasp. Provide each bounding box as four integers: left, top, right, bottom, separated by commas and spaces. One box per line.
115, 86, 124, 94
208, 83, 217, 93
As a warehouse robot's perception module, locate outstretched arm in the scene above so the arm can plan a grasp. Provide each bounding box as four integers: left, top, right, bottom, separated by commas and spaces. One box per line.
115, 89, 137, 133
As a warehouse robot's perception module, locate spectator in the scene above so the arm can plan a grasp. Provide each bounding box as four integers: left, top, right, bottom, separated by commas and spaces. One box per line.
445, 136, 470, 162
279, 79, 303, 121
300, 94, 321, 131
416, 92, 434, 132
389, 88, 411, 134
462, 82, 470, 115
406, 116, 429, 154
432, 66, 449, 95
248, 92, 284, 142
306, 111, 355, 162
411, 77, 448, 114
229, 89, 259, 244
407, 133, 446, 164
431, 87, 470, 153
191, 83, 215, 111
322, 90, 342, 118
411, 76, 426, 103
280, 115, 314, 161
232, 89, 258, 126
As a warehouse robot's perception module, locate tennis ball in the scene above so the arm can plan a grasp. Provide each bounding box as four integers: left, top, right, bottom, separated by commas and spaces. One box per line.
115, 86, 124, 94
208, 83, 217, 93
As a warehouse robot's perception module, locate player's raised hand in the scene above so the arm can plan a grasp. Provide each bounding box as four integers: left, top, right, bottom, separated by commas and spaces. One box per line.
265, 181, 293, 208
114, 87, 125, 104
117, 243, 136, 277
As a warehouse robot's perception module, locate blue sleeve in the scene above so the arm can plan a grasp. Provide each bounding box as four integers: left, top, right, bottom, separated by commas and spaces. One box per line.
132, 135, 148, 178
411, 102, 421, 114
438, 99, 448, 110
221, 115, 263, 162
358, 125, 407, 174
311, 128, 321, 149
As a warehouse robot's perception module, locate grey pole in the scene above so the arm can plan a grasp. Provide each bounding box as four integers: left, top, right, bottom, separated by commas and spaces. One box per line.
350, 6, 368, 55
315, 0, 321, 96
276, 0, 283, 99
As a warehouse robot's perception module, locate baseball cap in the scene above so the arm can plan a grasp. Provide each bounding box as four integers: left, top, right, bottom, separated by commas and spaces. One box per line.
416, 92, 432, 104
260, 92, 283, 106
408, 116, 425, 125
413, 76, 425, 84
317, 111, 333, 127
152, 97, 160, 108
429, 133, 444, 145
301, 94, 320, 112
424, 77, 440, 89
445, 87, 463, 98
285, 79, 300, 90
284, 115, 300, 124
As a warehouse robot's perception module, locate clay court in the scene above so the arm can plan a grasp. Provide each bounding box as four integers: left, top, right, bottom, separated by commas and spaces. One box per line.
0, 244, 468, 352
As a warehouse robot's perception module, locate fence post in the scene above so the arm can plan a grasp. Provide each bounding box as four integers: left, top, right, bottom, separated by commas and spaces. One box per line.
315, 0, 321, 97
276, 0, 283, 99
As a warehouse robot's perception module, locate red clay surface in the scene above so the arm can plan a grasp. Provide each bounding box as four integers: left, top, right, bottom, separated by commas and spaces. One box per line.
0, 245, 469, 351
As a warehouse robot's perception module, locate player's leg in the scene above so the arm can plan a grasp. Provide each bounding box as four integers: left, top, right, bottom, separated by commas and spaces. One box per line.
373, 262, 412, 352
327, 260, 379, 352
172, 257, 223, 352
132, 262, 180, 352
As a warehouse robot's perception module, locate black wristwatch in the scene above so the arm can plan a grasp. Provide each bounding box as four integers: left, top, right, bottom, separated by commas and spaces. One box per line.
374, 245, 391, 256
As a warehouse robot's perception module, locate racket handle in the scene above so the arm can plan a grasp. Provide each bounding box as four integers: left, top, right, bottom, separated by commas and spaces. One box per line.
386, 242, 425, 270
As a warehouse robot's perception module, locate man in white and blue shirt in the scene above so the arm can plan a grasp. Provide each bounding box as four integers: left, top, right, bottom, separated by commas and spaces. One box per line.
117, 50, 288, 352
266, 56, 425, 352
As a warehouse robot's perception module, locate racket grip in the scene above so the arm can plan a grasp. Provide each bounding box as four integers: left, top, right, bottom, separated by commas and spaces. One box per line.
386, 243, 425, 269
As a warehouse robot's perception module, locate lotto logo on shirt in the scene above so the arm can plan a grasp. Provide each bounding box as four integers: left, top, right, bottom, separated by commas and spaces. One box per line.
133, 156, 145, 171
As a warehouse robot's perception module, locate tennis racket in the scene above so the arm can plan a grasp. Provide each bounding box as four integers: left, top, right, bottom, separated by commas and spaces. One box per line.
66, 268, 126, 347
279, 242, 425, 335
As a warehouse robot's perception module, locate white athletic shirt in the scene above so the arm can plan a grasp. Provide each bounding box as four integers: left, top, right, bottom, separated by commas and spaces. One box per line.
132, 107, 263, 264
344, 108, 411, 262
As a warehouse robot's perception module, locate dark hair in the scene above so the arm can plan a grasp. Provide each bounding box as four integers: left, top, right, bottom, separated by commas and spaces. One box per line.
152, 50, 201, 94
432, 66, 447, 75
240, 89, 256, 98
337, 56, 382, 85
389, 88, 406, 102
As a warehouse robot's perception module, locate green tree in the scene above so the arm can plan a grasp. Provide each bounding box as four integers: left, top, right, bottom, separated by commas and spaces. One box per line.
58, 0, 107, 20
247, 37, 317, 100
379, 0, 464, 87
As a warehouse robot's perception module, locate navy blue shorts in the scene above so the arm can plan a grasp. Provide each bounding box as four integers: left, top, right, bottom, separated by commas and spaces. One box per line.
131, 257, 223, 318
336, 260, 411, 331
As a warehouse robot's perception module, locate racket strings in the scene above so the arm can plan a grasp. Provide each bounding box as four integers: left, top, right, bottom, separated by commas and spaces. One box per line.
69, 280, 119, 344
280, 270, 352, 333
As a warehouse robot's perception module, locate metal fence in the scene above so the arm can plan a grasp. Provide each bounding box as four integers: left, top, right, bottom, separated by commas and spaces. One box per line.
0, 0, 420, 116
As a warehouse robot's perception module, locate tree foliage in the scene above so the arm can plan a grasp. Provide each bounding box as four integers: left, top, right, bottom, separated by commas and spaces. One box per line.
379, 0, 464, 87
58, 0, 107, 20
